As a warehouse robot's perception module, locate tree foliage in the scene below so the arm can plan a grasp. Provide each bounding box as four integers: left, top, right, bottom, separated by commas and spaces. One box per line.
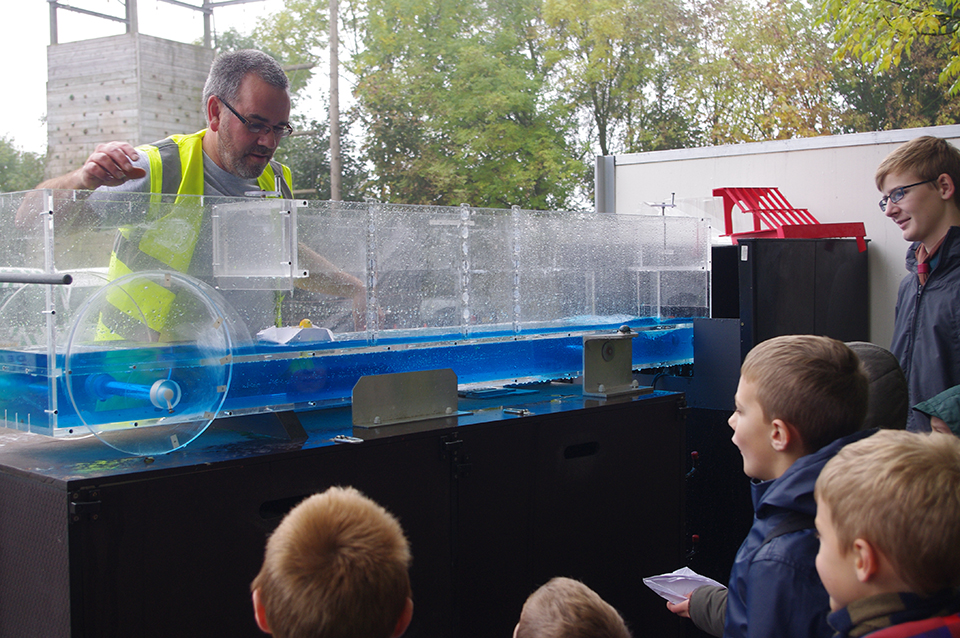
541, 0, 701, 154
273, 115, 369, 200
232, 0, 960, 209
0, 136, 45, 193
251, 0, 329, 95
694, 0, 847, 143
351, 0, 588, 208
821, 0, 960, 94
833, 37, 960, 130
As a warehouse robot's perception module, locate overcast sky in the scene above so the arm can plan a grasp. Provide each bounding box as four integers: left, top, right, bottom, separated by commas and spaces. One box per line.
4, 0, 288, 154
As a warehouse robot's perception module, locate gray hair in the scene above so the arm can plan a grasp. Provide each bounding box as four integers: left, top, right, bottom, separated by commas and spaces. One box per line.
202, 49, 289, 122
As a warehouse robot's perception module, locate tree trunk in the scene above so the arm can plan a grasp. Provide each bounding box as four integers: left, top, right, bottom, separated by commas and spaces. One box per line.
330, 0, 341, 201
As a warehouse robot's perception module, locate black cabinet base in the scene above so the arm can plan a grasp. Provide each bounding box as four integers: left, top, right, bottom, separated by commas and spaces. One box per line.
0, 386, 686, 638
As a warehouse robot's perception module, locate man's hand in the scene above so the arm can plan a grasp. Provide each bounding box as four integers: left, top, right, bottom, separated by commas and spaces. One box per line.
76, 142, 146, 188
38, 141, 146, 191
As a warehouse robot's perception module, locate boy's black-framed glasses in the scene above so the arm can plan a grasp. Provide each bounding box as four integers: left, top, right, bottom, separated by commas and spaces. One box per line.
217, 96, 293, 140
879, 179, 936, 212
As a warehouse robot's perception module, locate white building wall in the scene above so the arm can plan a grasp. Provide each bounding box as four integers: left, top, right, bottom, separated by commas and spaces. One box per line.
606, 125, 960, 347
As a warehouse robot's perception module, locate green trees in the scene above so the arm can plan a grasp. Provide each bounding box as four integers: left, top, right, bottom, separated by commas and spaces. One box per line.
241, 0, 960, 209
274, 116, 369, 200
0, 136, 45, 193
541, 0, 701, 154
6, 1, 960, 205
696, 0, 846, 143
352, 0, 587, 208
833, 39, 960, 131
822, 0, 960, 94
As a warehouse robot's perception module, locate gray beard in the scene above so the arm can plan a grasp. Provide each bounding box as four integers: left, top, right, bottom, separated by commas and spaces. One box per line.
219, 136, 270, 180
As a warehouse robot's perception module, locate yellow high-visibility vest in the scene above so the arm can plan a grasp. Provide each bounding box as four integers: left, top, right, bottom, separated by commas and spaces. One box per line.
98, 129, 293, 341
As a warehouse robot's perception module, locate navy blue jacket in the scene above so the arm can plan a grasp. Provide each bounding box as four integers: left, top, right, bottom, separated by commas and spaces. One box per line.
891, 225, 960, 432
722, 429, 875, 638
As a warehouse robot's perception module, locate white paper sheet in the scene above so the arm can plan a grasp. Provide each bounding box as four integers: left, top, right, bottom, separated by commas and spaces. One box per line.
257, 325, 334, 344
642, 566, 726, 604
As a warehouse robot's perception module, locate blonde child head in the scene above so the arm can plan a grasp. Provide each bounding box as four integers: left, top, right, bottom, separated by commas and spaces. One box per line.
252, 486, 413, 638
740, 335, 868, 454
816, 430, 960, 596
515, 577, 632, 638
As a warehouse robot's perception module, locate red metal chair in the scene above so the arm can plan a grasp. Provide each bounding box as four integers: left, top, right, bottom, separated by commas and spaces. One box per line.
713, 186, 867, 252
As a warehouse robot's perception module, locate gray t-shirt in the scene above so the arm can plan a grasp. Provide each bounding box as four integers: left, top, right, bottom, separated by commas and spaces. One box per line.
95, 146, 282, 333
100, 148, 262, 198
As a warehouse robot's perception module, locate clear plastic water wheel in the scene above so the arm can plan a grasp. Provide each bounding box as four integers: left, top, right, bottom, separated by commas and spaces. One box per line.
64, 271, 235, 456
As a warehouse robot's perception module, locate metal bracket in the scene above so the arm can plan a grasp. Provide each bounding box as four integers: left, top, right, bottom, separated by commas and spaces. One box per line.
352, 368, 464, 428
440, 433, 462, 461
440, 433, 471, 479
582, 326, 651, 398
69, 489, 102, 523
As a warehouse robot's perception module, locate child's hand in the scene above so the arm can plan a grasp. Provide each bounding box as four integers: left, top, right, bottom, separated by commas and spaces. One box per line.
666, 594, 692, 618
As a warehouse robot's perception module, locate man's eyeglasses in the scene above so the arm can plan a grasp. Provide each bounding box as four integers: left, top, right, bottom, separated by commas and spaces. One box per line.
218, 96, 293, 139
879, 179, 935, 212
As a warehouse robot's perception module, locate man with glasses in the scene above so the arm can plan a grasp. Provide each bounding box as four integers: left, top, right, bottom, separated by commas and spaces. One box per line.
876, 135, 960, 431
37, 49, 294, 197
33, 49, 364, 333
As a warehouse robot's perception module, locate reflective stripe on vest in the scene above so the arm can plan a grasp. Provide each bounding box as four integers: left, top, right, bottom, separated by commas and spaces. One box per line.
100, 130, 293, 339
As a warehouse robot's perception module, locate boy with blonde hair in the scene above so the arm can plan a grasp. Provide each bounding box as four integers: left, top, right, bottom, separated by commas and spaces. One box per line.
814, 429, 960, 637
251, 486, 414, 638
669, 334, 872, 638
877, 136, 960, 432
514, 577, 632, 638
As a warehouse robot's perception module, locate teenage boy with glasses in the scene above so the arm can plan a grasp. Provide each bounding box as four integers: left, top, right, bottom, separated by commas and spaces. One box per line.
877, 135, 960, 432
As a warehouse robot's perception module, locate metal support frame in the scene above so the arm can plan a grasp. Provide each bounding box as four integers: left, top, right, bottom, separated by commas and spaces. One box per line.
47, 0, 265, 49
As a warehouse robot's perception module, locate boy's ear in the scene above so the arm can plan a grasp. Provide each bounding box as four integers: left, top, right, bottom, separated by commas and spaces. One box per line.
252, 588, 271, 634
769, 418, 802, 453
852, 538, 881, 583
937, 173, 956, 201
391, 597, 414, 638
